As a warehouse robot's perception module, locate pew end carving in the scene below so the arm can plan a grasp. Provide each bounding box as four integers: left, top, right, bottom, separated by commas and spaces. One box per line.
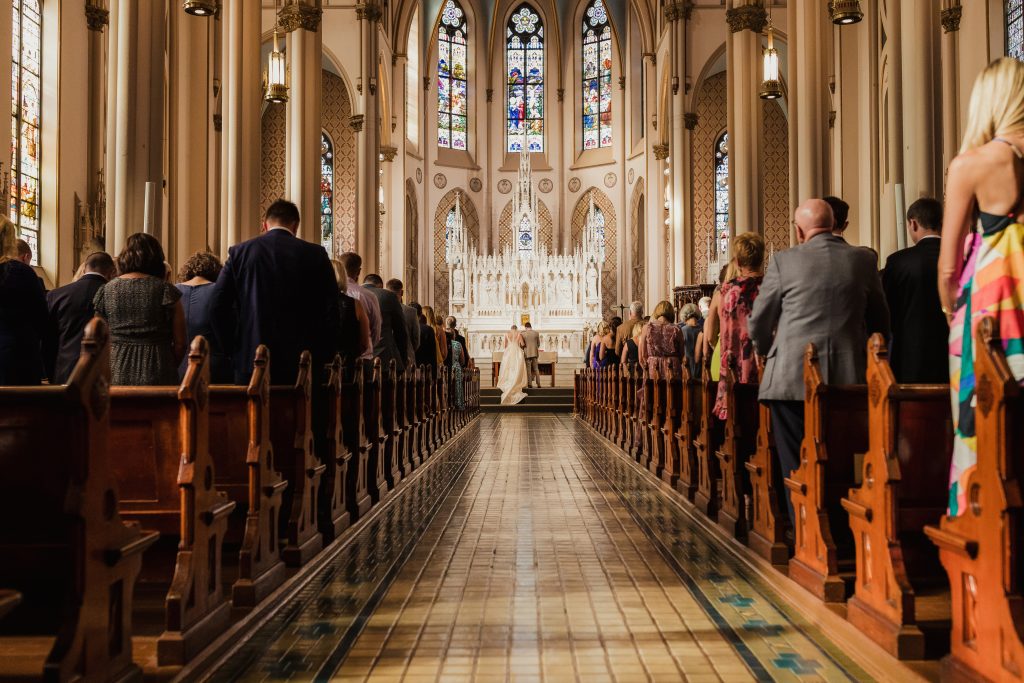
746, 361, 790, 567
319, 356, 353, 541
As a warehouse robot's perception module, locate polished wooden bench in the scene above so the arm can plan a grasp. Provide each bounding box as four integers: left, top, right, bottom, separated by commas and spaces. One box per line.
108, 337, 236, 666
341, 360, 372, 520
317, 355, 353, 541
925, 317, 1024, 681
0, 319, 157, 682
674, 364, 702, 502
646, 368, 668, 478
746, 363, 790, 567
786, 344, 868, 603
842, 334, 952, 659
660, 371, 683, 488
716, 360, 761, 539
694, 356, 723, 520
363, 358, 390, 504
380, 359, 403, 490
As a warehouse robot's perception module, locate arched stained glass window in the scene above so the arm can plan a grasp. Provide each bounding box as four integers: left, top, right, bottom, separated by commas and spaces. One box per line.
714, 132, 729, 258
1008, 0, 1024, 60
518, 214, 533, 252
592, 206, 606, 250
11, 0, 42, 264
445, 206, 459, 254
320, 132, 334, 252
582, 0, 612, 150
507, 4, 544, 153
437, 0, 468, 150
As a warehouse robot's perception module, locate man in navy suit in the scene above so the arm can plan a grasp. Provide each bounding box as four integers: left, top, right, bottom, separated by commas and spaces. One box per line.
210, 199, 339, 385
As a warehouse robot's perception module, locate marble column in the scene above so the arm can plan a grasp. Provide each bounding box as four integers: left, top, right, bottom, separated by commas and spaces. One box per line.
281, 1, 324, 245
85, 2, 108, 207
356, 1, 383, 274
940, 2, 962, 172
726, 1, 766, 234
220, 0, 261, 255
788, 0, 829, 206
667, 2, 689, 287
901, 0, 941, 203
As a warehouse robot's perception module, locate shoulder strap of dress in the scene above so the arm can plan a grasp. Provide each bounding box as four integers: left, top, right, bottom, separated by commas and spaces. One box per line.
994, 136, 1024, 160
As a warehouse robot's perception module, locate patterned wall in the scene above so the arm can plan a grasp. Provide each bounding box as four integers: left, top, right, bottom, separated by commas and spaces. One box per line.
762, 99, 790, 257
260, 70, 357, 257
497, 199, 554, 251
432, 189, 479, 313
571, 188, 618, 317
691, 72, 727, 283
629, 178, 645, 302
405, 178, 418, 302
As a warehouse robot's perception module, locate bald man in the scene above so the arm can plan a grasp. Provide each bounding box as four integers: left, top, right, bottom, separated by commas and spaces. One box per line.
748, 198, 890, 527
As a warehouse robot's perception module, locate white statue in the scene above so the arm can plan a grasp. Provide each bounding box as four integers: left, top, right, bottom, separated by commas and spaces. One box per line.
557, 273, 571, 306
483, 276, 496, 308
586, 262, 598, 300
453, 264, 465, 299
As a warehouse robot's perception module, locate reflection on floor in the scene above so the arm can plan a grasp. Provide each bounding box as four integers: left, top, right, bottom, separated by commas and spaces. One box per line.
203, 414, 880, 682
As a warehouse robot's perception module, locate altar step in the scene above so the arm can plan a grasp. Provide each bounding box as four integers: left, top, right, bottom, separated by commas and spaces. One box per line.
479, 387, 574, 413
474, 361, 582, 389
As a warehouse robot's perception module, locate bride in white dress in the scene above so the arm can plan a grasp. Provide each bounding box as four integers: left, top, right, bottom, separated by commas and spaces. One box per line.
496, 325, 529, 405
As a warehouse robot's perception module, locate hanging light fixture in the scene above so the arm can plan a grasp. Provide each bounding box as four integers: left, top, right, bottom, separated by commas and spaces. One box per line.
183, 0, 217, 16
263, 30, 289, 104
759, 15, 782, 100
829, 0, 863, 25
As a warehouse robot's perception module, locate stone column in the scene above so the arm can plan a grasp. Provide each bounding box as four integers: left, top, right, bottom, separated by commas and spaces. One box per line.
940, 2, 962, 172
220, 0, 261, 255
356, 1, 383, 273
726, 1, 766, 234
280, 1, 324, 245
901, 0, 941, 202
85, 2, 108, 206
667, 1, 689, 287
789, 0, 828, 206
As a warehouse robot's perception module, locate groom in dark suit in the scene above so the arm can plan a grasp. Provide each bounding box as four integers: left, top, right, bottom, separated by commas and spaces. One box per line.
210, 199, 339, 384
882, 197, 949, 384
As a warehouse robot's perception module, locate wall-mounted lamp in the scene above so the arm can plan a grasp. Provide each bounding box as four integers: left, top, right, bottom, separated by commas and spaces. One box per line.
829, 0, 863, 25
263, 30, 289, 103
183, 0, 217, 16
759, 17, 782, 100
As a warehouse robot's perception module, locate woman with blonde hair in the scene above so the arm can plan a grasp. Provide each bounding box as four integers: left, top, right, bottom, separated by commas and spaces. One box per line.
588, 320, 615, 368
0, 218, 47, 384
940, 57, 1024, 517
329, 259, 371, 366
421, 305, 448, 368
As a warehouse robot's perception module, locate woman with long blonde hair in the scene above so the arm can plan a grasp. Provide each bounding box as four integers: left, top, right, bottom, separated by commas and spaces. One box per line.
940, 57, 1024, 517
421, 305, 448, 368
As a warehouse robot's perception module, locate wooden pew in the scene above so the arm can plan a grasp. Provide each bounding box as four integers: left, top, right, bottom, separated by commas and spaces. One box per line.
615, 365, 630, 450
0, 591, 20, 623
785, 344, 868, 603
363, 358, 390, 503
0, 319, 157, 682
694, 356, 723, 520
341, 360, 372, 520
628, 366, 645, 461
317, 356, 353, 541
674, 364, 701, 502
660, 371, 683, 488
394, 366, 414, 477
207, 345, 288, 608
411, 366, 428, 464
270, 351, 325, 567
646, 368, 668, 478
716, 360, 761, 539
380, 359, 402, 490
925, 317, 1024, 681
745, 363, 790, 566
109, 337, 236, 666
841, 335, 952, 659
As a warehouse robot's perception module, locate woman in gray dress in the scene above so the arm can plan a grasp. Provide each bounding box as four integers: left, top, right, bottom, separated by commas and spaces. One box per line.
94, 233, 186, 385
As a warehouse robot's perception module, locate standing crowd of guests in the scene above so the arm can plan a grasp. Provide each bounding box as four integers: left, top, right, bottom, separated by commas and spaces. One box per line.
0, 199, 471, 409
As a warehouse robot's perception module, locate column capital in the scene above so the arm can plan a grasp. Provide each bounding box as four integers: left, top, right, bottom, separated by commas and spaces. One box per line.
653, 143, 670, 160
684, 112, 698, 130
940, 6, 962, 33
85, 3, 109, 31
486, 88, 494, 102
726, 4, 767, 34
349, 114, 365, 132
356, 2, 384, 23
278, 3, 323, 32
663, 1, 693, 23
380, 145, 398, 162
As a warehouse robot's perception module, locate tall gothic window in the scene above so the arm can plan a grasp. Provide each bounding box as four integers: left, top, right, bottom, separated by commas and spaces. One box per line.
445, 206, 459, 251
437, 0, 468, 150
11, 0, 41, 263
714, 132, 729, 257
1008, 0, 1024, 60
582, 0, 612, 150
507, 4, 544, 153
320, 132, 334, 252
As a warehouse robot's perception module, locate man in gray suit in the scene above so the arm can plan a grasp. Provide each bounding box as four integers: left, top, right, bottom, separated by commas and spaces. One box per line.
386, 278, 420, 368
522, 322, 541, 388
748, 198, 890, 525
363, 273, 409, 374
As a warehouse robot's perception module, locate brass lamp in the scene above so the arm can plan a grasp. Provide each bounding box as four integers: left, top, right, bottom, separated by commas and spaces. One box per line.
263, 30, 289, 104
183, 0, 217, 16
759, 19, 782, 100
829, 0, 863, 25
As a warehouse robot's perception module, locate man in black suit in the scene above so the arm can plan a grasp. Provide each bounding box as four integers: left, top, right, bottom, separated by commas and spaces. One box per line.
210, 199, 339, 385
362, 273, 408, 374
385, 278, 420, 368
882, 197, 949, 384
411, 303, 437, 372
43, 251, 116, 384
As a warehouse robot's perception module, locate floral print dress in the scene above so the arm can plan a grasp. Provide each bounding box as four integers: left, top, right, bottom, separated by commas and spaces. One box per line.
714, 275, 763, 419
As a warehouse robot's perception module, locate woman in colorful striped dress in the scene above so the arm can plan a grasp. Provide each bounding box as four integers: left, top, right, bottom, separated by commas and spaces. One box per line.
939, 57, 1024, 517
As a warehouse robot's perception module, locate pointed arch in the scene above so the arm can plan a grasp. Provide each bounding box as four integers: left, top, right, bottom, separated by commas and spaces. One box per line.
437, 0, 469, 149
405, 178, 419, 301
506, 2, 545, 152
497, 198, 553, 250
572, 188, 618, 314
433, 189, 479, 311
630, 177, 645, 302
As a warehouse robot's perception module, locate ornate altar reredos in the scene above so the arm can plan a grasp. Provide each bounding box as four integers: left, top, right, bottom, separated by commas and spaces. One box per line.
446, 148, 605, 360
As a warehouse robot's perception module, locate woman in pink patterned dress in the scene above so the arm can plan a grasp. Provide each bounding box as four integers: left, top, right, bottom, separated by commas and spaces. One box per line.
713, 233, 766, 419
639, 300, 685, 379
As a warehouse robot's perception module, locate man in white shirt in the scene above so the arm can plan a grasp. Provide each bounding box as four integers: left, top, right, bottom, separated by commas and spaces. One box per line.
339, 252, 382, 359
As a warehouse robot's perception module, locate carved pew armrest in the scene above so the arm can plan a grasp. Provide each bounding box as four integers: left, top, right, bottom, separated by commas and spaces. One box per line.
783, 477, 806, 495
103, 529, 160, 566
744, 461, 761, 475
202, 499, 237, 526
840, 497, 872, 522
307, 463, 328, 479
924, 524, 978, 559
263, 480, 290, 497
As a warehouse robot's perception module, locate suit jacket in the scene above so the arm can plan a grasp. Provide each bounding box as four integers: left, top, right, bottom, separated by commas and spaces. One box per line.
615, 318, 640, 357
748, 233, 891, 401
210, 229, 339, 385
401, 303, 420, 366
521, 329, 540, 358
44, 273, 107, 384
415, 322, 437, 370
882, 237, 949, 384
364, 285, 408, 373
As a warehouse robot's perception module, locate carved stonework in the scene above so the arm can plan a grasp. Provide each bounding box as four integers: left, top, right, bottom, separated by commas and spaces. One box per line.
278, 3, 323, 32
213, 114, 223, 132
538, 178, 553, 194
433, 173, 448, 189
618, 76, 626, 90
486, 88, 493, 102
469, 178, 483, 192
726, 4, 767, 33
653, 143, 670, 160
941, 6, 962, 33
684, 112, 698, 130
349, 114, 364, 132
85, 4, 109, 31
356, 2, 383, 22
423, 76, 430, 91
627, 168, 635, 185
568, 177, 581, 193
829, 110, 837, 129
603, 172, 617, 189
663, 1, 693, 23
416, 167, 423, 183
497, 179, 513, 194
380, 145, 397, 162
557, 88, 565, 102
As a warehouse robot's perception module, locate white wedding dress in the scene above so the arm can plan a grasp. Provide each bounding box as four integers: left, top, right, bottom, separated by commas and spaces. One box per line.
496, 331, 529, 405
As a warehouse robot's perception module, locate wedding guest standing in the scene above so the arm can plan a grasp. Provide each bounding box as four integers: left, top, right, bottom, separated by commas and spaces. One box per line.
331, 259, 372, 367
44, 251, 116, 384
638, 301, 685, 378
0, 219, 46, 385
176, 251, 232, 383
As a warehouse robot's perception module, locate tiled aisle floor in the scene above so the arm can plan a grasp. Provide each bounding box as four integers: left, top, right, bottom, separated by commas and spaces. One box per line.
205, 414, 873, 682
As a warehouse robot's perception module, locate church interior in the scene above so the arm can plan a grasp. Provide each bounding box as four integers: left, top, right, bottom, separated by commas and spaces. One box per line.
2, 0, 1024, 681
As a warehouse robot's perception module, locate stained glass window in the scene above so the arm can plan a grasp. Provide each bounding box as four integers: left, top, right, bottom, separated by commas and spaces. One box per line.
507, 4, 544, 153
11, 0, 41, 264
714, 132, 729, 257
437, 0, 468, 150
320, 132, 334, 252
582, 0, 612, 150
445, 206, 458, 248
518, 214, 533, 252
1008, 0, 1024, 60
